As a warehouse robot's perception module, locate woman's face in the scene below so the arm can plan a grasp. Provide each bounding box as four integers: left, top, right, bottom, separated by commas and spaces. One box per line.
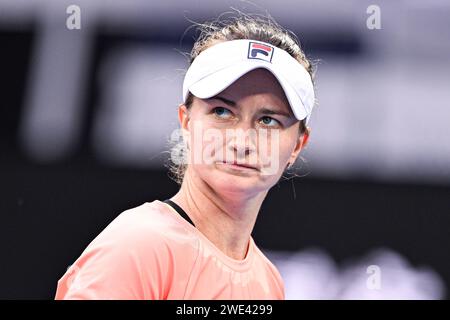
179, 68, 309, 197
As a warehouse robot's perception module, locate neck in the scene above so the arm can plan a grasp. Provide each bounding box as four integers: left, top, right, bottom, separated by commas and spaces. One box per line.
170, 167, 267, 260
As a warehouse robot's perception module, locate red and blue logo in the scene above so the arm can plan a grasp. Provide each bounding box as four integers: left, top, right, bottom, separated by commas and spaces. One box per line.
247, 42, 274, 63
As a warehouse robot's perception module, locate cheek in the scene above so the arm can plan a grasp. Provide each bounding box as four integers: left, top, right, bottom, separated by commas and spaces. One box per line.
278, 138, 296, 161
188, 120, 225, 165
257, 131, 295, 171
276, 128, 299, 157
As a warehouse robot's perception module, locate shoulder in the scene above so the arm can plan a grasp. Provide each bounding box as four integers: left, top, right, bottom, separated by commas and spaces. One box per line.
252, 241, 285, 298
65, 200, 201, 280
55, 200, 199, 299
87, 200, 199, 254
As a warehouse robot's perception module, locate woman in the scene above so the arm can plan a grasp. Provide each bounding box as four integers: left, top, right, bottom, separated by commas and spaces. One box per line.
55, 15, 316, 300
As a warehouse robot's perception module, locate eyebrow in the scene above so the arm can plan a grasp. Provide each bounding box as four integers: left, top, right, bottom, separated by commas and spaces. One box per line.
259, 107, 292, 118
209, 95, 293, 118
209, 95, 237, 107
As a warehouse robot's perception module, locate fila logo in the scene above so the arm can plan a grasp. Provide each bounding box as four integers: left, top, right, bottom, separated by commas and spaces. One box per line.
247, 42, 274, 63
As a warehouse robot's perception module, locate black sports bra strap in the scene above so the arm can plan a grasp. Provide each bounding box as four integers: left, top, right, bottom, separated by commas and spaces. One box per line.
163, 199, 195, 227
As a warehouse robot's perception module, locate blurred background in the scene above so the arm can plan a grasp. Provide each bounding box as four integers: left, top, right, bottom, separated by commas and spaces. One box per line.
1, 0, 449, 299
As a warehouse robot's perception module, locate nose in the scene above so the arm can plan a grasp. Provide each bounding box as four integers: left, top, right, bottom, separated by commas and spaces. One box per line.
226, 127, 257, 159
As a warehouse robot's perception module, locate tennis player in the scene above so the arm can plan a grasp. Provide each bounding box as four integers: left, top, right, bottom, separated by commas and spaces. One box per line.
55, 15, 316, 300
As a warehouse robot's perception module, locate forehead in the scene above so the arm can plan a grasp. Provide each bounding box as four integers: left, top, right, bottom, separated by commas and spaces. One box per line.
217, 68, 292, 112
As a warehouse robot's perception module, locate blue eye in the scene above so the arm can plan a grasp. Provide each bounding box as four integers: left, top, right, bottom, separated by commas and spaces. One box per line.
260, 116, 280, 127
213, 107, 232, 119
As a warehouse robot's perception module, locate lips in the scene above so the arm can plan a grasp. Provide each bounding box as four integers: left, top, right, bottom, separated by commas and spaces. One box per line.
221, 161, 259, 171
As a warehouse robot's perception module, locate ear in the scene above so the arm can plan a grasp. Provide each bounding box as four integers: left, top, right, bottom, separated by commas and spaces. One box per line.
178, 103, 190, 131
288, 126, 310, 165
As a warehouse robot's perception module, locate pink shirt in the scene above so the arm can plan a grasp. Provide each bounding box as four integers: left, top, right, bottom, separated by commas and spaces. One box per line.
55, 200, 285, 300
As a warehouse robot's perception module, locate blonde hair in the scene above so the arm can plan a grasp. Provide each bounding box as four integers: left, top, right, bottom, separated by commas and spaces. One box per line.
168, 13, 316, 185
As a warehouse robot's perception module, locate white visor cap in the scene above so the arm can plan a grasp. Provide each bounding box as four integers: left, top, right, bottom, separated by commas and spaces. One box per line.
182, 39, 315, 124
